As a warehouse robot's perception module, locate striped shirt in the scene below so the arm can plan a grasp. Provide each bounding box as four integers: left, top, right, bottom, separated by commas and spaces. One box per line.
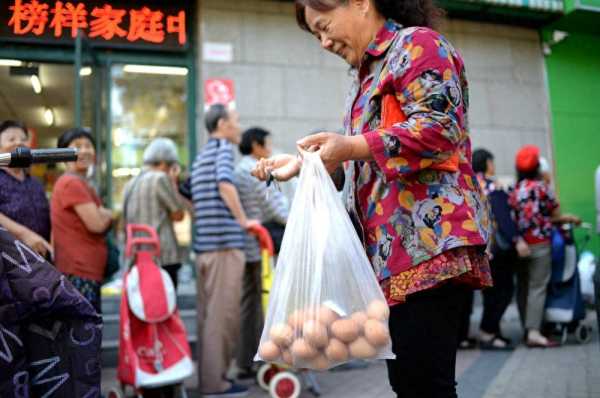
234, 156, 289, 262
191, 138, 244, 254
123, 170, 183, 266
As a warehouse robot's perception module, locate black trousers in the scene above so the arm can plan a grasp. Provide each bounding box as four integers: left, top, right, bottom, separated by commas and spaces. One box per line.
163, 263, 181, 291
480, 250, 515, 335
386, 283, 467, 398
457, 289, 474, 342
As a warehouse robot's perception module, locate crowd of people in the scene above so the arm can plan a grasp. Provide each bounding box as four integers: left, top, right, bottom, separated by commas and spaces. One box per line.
0, 0, 595, 397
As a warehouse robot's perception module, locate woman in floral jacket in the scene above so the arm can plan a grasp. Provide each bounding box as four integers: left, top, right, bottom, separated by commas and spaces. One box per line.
253, 0, 491, 396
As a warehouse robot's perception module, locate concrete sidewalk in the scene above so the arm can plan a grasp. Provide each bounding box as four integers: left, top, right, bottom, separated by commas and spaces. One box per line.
101, 297, 600, 398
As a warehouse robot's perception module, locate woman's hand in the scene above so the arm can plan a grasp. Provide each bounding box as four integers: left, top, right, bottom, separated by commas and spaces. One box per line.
252, 154, 302, 182
561, 214, 582, 226
515, 237, 531, 258
18, 228, 53, 258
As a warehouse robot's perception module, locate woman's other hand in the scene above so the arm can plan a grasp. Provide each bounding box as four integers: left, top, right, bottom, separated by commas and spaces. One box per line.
252, 154, 301, 182
19, 228, 53, 258
515, 237, 531, 258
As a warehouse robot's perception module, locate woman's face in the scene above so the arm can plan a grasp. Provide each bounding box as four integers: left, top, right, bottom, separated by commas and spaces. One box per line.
68, 137, 95, 173
0, 127, 28, 153
305, 0, 373, 67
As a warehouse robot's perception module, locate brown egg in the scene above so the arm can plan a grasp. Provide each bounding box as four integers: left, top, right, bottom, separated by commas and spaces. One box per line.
270, 323, 294, 347
310, 354, 331, 371
303, 320, 329, 348
349, 337, 377, 359
281, 349, 294, 366
303, 307, 318, 322
350, 311, 368, 332
324, 338, 349, 362
330, 318, 360, 343
367, 300, 390, 321
258, 341, 281, 361
288, 310, 305, 331
290, 338, 318, 360
364, 319, 390, 347
318, 306, 340, 326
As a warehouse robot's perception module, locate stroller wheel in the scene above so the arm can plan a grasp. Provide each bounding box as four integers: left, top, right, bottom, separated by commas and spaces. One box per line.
575, 324, 592, 344
269, 372, 301, 398
107, 388, 123, 398
258, 363, 280, 391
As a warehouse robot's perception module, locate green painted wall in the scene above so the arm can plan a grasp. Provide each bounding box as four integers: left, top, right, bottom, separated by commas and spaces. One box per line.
544, 30, 600, 252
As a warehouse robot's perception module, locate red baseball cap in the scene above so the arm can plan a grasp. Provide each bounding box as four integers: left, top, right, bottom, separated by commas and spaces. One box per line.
516, 145, 540, 172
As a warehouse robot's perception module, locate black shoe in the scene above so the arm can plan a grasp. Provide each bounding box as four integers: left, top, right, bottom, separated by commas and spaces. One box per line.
236, 368, 257, 380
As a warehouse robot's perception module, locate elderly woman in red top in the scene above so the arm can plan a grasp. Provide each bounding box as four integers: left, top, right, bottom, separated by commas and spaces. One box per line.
51, 128, 113, 313
252, 0, 491, 396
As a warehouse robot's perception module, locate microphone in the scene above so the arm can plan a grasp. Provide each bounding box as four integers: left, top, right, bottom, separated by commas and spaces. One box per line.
0, 147, 79, 168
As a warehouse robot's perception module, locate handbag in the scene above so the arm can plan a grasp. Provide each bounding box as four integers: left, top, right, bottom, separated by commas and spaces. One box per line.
104, 232, 121, 281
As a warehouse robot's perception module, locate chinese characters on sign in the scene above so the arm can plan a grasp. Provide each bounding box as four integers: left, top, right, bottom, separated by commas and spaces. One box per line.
7, 0, 187, 45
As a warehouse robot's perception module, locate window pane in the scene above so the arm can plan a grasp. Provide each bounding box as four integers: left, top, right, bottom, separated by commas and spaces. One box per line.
110, 64, 189, 243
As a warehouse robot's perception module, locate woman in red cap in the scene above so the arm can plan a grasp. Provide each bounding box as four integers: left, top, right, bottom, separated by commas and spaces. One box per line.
509, 145, 580, 347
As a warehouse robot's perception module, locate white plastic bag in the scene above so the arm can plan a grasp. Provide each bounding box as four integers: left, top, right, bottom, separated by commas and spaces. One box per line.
578, 251, 596, 303
255, 152, 394, 370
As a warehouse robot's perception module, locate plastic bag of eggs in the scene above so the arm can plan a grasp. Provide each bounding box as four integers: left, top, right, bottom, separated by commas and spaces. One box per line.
258, 299, 390, 370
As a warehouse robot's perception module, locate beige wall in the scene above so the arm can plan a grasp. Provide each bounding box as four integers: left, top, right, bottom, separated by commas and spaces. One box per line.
198, 0, 552, 177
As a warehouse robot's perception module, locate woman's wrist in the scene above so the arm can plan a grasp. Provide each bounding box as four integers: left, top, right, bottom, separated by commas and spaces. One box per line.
346, 135, 372, 162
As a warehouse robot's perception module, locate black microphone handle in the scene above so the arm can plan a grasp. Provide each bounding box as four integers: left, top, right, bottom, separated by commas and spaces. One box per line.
5, 147, 78, 168
30, 148, 79, 164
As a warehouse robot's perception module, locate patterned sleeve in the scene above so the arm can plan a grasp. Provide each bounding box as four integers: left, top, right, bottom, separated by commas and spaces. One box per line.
156, 173, 183, 214
544, 185, 560, 213
216, 140, 235, 184
363, 28, 466, 181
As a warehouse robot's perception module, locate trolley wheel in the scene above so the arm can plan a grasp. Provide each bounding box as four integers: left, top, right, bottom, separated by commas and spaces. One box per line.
258, 363, 280, 391
269, 372, 301, 398
107, 388, 123, 398
575, 324, 592, 344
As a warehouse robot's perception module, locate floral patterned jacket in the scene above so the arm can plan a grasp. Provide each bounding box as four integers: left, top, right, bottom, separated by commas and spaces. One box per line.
343, 21, 491, 302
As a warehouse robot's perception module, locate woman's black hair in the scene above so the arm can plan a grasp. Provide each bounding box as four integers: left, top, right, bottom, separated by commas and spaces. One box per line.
57, 127, 95, 149
472, 148, 494, 174
239, 127, 270, 156
517, 167, 541, 182
0, 120, 28, 138
295, 0, 444, 32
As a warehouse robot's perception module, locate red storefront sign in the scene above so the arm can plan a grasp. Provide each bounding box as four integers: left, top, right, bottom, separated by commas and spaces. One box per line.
204, 78, 235, 109
2, 0, 188, 50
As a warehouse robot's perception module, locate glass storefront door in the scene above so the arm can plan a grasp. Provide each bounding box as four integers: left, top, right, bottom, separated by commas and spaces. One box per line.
108, 63, 191, 244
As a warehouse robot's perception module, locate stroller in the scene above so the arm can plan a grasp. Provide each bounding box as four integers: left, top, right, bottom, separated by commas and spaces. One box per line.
108, 224, 193, 398
544, 223, 593, 344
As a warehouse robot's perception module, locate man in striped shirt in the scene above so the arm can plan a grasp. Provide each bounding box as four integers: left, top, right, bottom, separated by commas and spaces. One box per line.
234, 127, 289, 378
191, 104, 253, 397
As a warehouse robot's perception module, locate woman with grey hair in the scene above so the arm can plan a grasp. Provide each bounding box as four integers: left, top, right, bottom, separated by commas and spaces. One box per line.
123, 137, 186, 289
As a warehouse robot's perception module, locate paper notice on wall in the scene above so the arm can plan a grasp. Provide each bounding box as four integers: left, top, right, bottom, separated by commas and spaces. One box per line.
203, 42, 233, 63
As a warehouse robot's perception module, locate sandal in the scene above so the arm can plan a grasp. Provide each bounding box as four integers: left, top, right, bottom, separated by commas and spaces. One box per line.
458, 338, 478, 349
526, 338, 560, 348
480, 335, 513, 351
